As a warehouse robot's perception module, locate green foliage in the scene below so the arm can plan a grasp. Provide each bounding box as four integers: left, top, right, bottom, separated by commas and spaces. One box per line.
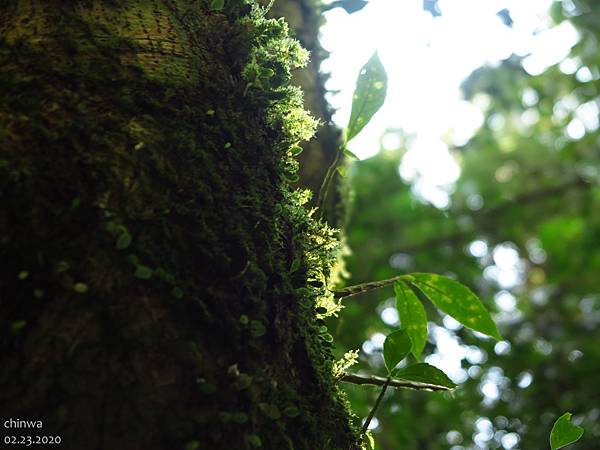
208, 0, 225, 11
242, 17, 316, 147
346, 52, 388, 144
317, 52, 388, 211
333, 3, 600, 448
382, 329, 412, 374
394, 281, 427, 359
550, 413, 584, 450
404, 273, 501, 340
393, 363, 455, 389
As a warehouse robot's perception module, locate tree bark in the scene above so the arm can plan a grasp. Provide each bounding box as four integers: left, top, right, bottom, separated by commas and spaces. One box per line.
0, 1, 359, 449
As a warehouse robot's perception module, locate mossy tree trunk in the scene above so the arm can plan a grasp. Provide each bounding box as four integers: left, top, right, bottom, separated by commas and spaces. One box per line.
270, 0, 346, 225
0, 1, 359, 449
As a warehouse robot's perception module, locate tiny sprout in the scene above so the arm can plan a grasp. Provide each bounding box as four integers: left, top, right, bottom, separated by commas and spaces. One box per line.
239, 314, 249, 325
224, 142, 232, 149
206, 109, 215, 116
18, 270, 29, 280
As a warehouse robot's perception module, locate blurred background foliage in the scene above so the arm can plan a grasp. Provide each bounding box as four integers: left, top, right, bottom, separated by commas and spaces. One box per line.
326, 1, 600, 448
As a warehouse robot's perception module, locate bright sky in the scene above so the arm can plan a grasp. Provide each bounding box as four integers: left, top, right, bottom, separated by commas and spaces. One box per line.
320, 0, 579, 208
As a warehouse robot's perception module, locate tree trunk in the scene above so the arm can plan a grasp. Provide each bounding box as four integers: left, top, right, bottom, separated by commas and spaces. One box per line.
0, 1, 359, 449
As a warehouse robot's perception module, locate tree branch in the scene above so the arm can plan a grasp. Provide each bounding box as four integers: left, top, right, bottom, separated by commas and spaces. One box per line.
340, 372, 451, 392
333, 275, 403, 299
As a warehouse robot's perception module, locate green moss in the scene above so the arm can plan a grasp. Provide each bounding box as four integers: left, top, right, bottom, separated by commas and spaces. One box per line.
0, 1, 359, 449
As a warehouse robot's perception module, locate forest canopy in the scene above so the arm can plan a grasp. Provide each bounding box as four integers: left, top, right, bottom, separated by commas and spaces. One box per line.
326, 0, 600, 449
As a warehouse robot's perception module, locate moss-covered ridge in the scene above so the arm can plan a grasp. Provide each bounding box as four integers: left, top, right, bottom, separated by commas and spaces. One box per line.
0, 1, 359, 449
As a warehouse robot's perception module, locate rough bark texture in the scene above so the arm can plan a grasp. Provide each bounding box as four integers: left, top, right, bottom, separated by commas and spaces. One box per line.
0, 1, 359, 449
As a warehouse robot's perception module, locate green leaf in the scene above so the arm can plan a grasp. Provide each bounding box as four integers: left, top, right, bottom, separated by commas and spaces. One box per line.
336, 166, 347, 177
73, 282, 88, 294
134, 265, 153, 279
209, 0, 225, 10
383, 329, 412, 374
393, 363, 456, 389
394, 281, 427, 360
259, 403, 281, 420
550, 412, 584, 450
343, 147, 359, 160
290, 258, 301, 273
346, 51, 387, 143
116, 231, 132, 250
290, 145, 303, 156
406, 273, 501, 340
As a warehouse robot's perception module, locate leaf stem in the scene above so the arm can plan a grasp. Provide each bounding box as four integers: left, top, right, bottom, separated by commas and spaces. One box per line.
316, 146, 344, 218
340, 372, 451, 392
361, 377, 391, 436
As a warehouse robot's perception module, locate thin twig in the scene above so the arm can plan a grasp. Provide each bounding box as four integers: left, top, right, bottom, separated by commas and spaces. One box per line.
360, 377, 391, 436
333, 275, 404, 299
340, 372, 451, 392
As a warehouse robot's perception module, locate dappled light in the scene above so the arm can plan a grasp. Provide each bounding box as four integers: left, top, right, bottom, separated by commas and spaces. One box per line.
325, 1, 600, 448
2, 0, 599, 448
